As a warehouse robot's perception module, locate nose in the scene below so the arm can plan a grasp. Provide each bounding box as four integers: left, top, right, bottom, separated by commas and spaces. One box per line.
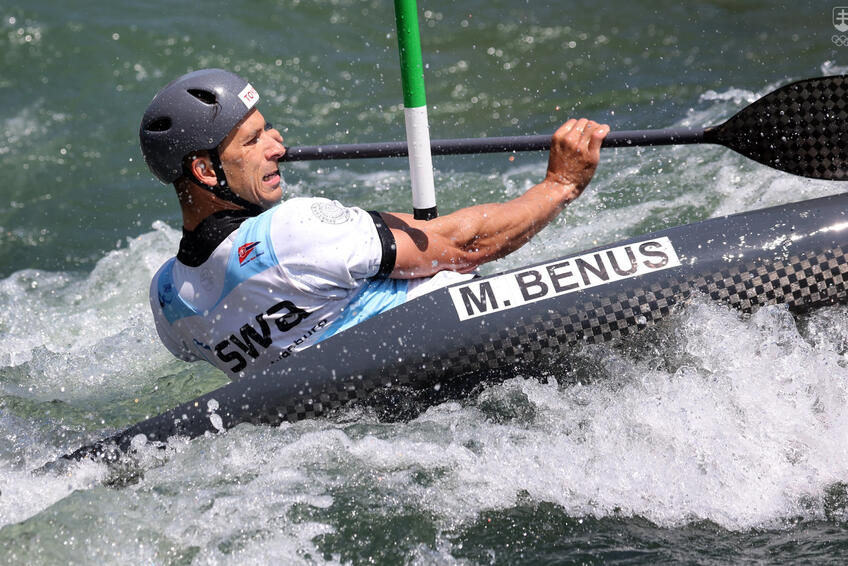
265, 130, 286, 160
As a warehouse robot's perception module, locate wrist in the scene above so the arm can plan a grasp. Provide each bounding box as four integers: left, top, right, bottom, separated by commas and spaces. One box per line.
542, 176, 582, 203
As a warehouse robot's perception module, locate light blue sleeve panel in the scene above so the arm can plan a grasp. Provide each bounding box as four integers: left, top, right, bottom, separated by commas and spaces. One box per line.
157, 258, 199, 325
156, 208, 279, 325
317, 276, 408, 342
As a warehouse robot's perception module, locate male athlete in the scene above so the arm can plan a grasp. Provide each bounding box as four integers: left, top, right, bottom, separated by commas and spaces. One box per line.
141, 69, 609, 381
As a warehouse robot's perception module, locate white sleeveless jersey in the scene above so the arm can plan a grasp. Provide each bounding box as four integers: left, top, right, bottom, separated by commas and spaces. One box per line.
149, 197, 407, 381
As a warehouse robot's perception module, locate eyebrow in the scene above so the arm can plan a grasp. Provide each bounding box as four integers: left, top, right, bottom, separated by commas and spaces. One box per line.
242, 122, 273, 144
242, 125, 264, 143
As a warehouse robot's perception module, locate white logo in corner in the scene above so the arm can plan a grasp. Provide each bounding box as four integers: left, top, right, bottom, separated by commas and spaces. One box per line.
238, 83, 259, 109
835, 7, 848, 32
833, 6, 848, 46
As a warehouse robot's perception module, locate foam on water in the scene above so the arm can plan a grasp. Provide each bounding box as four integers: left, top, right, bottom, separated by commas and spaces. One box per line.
0, 459, 105, 529
126, 300, 848, 535
17, 297, 839, 564
0, 221, 175, 372
0, 220, 191, 479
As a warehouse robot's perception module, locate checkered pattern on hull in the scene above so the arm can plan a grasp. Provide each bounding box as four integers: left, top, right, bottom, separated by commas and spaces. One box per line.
713, 75, 848, 180
278, 246, 848, 422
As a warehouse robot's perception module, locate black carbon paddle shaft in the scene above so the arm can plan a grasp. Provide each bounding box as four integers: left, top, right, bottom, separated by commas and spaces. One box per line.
281, 75, 848, 181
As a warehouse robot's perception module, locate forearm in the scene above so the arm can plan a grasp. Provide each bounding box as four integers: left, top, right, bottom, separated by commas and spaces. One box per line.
387, 118, 609, 279
439, 178, 580, 263
384, 179, 577, 278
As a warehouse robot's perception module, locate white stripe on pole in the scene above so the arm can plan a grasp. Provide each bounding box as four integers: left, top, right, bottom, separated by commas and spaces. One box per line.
403, 106, 436, 211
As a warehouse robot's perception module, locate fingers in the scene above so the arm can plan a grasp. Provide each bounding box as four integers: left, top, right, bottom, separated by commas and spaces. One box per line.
553, 118, 609, 149
545, 117, 610, 192
575, 119, 593, 153
565, 118, 589, 141
587, 122, 610, 156
555, 118, 578, 137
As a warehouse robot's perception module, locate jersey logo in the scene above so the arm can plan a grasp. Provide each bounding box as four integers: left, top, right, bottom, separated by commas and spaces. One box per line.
311, 200, 351, 224
214, 300, 312, 374
238, 241, 263, 266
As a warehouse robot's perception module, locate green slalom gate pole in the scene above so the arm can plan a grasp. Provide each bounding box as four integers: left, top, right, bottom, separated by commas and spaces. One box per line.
394, 0, 437, 220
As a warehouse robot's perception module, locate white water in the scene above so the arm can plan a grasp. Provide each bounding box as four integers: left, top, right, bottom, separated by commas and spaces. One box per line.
6, 295, 848, 561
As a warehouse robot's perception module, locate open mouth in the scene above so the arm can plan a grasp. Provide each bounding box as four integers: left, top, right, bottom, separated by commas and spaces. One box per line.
263, 168, 281, 183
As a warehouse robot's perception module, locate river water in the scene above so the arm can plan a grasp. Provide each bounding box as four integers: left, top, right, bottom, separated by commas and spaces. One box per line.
3, 1, 848, 564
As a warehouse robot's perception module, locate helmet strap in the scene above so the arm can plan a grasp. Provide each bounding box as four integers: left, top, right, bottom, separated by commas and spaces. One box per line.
188, 150, 265, 216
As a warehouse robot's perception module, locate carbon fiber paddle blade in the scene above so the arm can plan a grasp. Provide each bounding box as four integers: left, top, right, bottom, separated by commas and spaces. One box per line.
711, 75, 848, 180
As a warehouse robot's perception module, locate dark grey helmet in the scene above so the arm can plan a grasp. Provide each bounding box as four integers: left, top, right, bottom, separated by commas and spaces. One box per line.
139, 68, 260, 184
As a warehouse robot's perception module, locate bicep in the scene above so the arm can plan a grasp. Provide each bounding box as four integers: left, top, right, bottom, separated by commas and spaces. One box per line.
380, 212, 478, 279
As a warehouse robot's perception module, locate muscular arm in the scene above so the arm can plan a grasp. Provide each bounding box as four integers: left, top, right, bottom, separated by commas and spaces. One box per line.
384, 118, 610, 279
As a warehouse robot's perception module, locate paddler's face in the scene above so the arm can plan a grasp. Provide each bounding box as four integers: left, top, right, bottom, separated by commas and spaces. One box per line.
218, 109, 286, 209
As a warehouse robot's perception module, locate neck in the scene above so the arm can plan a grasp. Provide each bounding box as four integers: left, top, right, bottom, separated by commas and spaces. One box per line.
177, 181, 244, 232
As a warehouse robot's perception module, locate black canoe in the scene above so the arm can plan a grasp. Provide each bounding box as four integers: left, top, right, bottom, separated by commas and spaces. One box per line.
66, 192, 848, 460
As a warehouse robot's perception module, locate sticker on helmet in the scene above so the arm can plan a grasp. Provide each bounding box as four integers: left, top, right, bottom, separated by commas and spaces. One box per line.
238, 84, 259, 110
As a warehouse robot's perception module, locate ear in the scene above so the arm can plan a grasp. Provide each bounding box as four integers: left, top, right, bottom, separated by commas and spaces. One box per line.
187, 153, 218, 187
